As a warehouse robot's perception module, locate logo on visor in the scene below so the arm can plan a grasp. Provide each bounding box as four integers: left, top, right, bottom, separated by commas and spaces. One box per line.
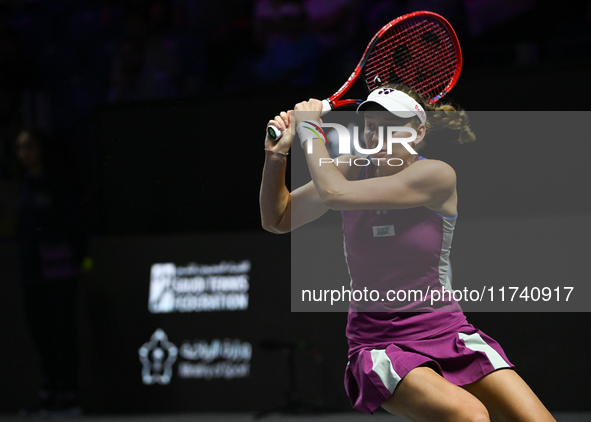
377, 88, 395, 95
414, 104, 426, 121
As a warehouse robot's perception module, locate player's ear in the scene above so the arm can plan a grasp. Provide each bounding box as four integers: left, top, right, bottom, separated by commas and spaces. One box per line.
415, 123, 426, 144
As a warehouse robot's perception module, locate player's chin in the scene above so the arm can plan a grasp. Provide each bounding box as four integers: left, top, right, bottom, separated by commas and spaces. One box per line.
370, 152, 406, 167
369, 151, 388, 162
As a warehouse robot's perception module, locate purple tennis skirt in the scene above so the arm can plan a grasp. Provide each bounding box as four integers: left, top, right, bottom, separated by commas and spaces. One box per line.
344, 313, 514, 414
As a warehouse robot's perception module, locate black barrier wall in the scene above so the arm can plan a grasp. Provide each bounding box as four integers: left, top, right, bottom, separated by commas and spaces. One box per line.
76, 231, 352, 413
3, 232, 591, 412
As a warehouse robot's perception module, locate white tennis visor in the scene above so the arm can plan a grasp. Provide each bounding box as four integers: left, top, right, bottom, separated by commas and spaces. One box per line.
357, 88, 426, 124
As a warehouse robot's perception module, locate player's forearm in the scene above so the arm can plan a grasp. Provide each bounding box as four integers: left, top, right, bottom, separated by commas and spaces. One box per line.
303, 139, 347, 208
260, 151, 291, 233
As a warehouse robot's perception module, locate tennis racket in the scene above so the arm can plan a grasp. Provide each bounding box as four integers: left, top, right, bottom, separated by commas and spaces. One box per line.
267, 10, 462, 141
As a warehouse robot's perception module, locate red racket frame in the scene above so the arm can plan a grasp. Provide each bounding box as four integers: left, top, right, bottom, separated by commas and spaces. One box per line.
326, 11, 462, 109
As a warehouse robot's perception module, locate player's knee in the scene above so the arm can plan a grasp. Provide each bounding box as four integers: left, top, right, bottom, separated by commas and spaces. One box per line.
467, 412, 490, 422
453, 401, 490, 422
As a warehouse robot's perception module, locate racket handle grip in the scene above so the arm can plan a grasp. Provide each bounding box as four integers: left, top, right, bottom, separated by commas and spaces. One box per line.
267, 99, 332, 141
319, 99, 332, 115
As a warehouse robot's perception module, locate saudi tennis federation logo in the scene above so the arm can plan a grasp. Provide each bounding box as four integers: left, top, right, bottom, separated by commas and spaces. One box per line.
149, 263, 176, 313
139, 329, 178, 385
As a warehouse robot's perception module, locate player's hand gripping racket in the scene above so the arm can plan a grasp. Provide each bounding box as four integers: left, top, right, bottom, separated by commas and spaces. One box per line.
267, 11, 462, 141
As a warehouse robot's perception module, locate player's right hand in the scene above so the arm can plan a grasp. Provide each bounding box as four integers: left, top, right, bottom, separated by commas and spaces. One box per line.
265, 110, 292, 154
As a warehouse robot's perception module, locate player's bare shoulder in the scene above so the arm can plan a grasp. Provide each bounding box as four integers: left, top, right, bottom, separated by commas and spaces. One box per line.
407, 158, 456, 190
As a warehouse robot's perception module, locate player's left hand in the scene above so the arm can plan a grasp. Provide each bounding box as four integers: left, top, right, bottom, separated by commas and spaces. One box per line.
293, 99, 323, 127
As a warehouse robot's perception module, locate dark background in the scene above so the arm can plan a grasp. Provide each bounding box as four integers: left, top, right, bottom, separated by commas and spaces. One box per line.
1, 0, 590, 415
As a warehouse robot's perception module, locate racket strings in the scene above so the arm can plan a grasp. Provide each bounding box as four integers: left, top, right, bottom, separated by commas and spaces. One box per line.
365, 18, 458, 103
380, 23, 454, 94
372, 21, 455, 86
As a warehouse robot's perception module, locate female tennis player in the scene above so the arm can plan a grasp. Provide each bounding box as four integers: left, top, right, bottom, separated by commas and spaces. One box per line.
259, 84, 556, 422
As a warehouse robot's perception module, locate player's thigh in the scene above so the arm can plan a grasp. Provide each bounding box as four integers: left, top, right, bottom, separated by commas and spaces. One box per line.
461, 368, 556, 422
381, 366, 490, 422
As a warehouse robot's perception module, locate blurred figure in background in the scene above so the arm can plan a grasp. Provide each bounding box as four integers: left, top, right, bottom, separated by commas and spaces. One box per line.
15, 128, 86, 418
0, 25, 43, 181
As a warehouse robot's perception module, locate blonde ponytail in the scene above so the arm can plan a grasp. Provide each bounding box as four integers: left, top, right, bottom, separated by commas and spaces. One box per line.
379, 83, 476, 144
427, 104, 475, 144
